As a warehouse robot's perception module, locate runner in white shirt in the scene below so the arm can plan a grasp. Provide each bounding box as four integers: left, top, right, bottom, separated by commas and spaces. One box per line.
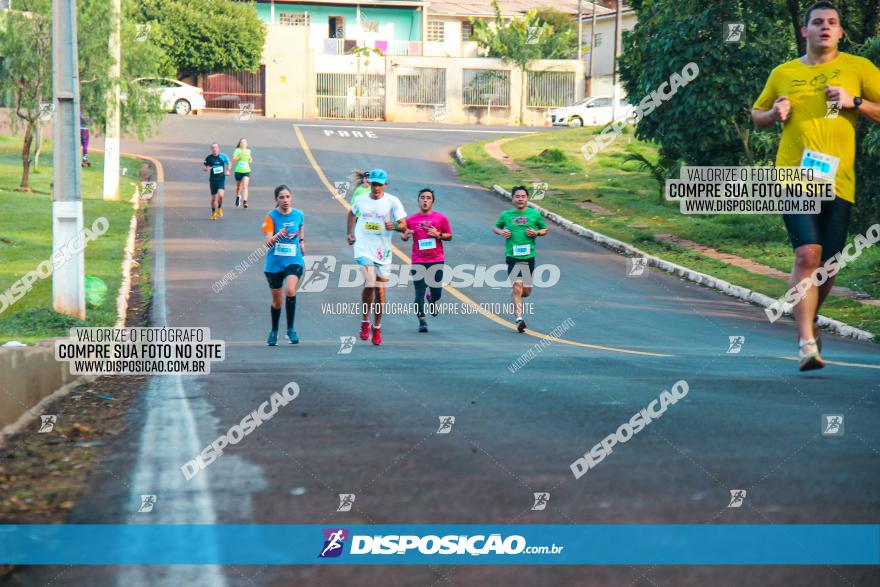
346, 169, 407, 346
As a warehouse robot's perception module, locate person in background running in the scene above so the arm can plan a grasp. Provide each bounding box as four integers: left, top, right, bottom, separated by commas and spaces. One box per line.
751, 1, 880, 371
203, 143, 230, 221
493, 186, 548, 333
348, 169, 372, 215
262, 184, 306, 346
233, 138, 253, 209
401, 188, 452, 333
347, 169, 407, 346
80, 116, 92, 167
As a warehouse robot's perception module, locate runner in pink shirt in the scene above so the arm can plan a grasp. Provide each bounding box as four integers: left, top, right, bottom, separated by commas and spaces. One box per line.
401, 189, 452, 333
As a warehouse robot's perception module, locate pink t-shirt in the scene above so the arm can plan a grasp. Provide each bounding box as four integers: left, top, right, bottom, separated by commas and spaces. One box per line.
406, 211, 451, 263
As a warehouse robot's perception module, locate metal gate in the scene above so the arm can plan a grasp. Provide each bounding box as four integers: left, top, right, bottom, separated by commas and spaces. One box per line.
316, 73, 385, 120
201, 66, 265, 113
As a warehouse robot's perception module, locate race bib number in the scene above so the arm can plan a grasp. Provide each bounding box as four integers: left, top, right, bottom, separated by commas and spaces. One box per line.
800, 149, 839, 183
212, 165, 224, 175
275, 243, 297, 257
364, 222, 384, 234
418, 238, 436, 250
512, 244, 532, 257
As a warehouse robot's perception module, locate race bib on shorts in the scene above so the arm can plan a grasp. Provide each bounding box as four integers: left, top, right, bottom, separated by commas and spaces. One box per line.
512, 244, 532, 257
418, 238, 436, 250
212, 165, 224, 175
275, 243, 297, 257
364, 222, 384, 234
800, 149, 839, 183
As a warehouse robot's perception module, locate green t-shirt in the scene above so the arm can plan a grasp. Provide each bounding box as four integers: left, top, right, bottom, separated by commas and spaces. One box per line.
233, 148, 252, 173
495, 207, 546, 259
349, 184, 370, 217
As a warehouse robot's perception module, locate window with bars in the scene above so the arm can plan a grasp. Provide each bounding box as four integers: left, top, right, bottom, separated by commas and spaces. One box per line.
279, 12, 309, 26
594, 32, 603, 47
527, 71, 576, 108
363, 20, 379, 33
397, 68, 446, 106
427, 19, 445, 42
462, 69, 510, 107
462, 21, 474, 41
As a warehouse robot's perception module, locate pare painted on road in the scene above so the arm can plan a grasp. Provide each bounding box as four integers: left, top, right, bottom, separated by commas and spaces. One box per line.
323, 129, 378, 139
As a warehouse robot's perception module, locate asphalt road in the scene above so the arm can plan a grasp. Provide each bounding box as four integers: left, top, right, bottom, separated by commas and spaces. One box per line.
9, 115, 879, 587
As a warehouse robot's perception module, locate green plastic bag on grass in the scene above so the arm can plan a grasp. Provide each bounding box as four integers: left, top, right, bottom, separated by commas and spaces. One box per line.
85, 275, 108, 308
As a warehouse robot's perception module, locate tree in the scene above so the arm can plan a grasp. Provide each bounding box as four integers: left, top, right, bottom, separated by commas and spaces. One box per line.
471, 0, 577, 124
0, 0, 170, 189
535, 7, 576, 37
618, 0, 794, 165
620, 0, 878, 231
136, 0, 266, 76
0, 2, 52, 189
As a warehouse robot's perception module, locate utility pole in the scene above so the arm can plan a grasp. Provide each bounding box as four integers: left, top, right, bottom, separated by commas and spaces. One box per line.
577, 0, 583, 60
102, 0, 121, 200
52, 0, 85, 319
611, 0, 622, 120
588, 1, 597, 96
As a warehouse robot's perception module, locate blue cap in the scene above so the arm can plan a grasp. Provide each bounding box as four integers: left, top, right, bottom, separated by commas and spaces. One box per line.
368, 169, 388, 185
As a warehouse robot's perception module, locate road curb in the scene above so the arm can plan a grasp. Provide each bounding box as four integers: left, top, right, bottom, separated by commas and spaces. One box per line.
453, 147, 466, 166
490, 184, 874, 342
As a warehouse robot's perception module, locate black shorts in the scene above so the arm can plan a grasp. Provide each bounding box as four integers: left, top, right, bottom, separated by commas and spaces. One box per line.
506, 256, 535, 284
234, 172, 250, 182
783, 197, 852, 262
209, 176, 226, 195
264, 264, 304, 289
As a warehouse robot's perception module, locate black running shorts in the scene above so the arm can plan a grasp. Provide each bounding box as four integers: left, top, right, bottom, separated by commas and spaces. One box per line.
265, 264, 304, 289
783, 197, 852, 263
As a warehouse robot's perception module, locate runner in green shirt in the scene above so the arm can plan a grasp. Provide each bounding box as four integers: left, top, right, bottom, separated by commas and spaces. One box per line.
493, 186, 548, 332
233, 138, 254, 208
348, 169, 372, 217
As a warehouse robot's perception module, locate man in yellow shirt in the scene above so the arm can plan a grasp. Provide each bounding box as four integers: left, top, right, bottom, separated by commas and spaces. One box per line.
752, 1, 880, 371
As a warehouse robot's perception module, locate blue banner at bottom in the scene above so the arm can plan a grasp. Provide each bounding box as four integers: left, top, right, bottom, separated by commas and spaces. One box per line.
1, 525, 878, 565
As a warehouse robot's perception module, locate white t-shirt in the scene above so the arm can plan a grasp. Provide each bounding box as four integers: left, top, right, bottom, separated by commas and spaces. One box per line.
352, 193, 406, 264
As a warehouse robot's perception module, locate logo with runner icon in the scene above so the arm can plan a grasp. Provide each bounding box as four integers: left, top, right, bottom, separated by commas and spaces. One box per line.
238, 103, 255, 122
299, 255, 337, 293
626, 257, 649, 277
821, 414, 844, 436
38, 415, 57, 433
338, 336, 356, 355
319, 528, 348, 558
333, 181, 351, 199
138, 494, 157, 513
727, 489, 746, 508
436, 416, 455, 434
726, 336, 746, 354
531, 492, 550, 511
723, 22, 745, 43
337, 494, 356, 512
531, 182, 548, 201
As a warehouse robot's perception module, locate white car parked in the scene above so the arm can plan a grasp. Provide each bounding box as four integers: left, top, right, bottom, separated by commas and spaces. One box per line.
135, 77, 206, 115
550, 96, 634, 127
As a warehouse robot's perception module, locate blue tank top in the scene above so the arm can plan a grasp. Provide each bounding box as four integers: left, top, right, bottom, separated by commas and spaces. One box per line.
263, 208, 305, 272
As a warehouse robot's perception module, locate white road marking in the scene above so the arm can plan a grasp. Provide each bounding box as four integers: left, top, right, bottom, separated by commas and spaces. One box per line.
298, 123, 536, 134
119, 178, 227, 586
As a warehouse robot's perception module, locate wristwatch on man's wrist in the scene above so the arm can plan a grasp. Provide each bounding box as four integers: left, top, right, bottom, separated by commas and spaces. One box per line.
853, 96, 863, 110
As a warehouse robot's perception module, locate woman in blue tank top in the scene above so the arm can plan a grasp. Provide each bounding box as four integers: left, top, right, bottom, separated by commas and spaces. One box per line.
261, 185, 305, 346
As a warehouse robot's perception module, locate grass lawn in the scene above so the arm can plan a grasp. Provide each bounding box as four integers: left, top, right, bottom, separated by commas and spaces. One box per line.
457, 127, 880, 338
0, 134, 143, 344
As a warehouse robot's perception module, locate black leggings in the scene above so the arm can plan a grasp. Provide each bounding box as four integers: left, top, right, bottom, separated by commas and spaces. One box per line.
412, 263, 444, 318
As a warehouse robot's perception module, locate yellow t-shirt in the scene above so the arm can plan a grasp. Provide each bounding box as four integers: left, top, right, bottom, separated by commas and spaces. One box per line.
753, 52, 880, 203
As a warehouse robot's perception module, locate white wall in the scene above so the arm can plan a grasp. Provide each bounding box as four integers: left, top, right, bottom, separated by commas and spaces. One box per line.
582, 12, 637, 77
